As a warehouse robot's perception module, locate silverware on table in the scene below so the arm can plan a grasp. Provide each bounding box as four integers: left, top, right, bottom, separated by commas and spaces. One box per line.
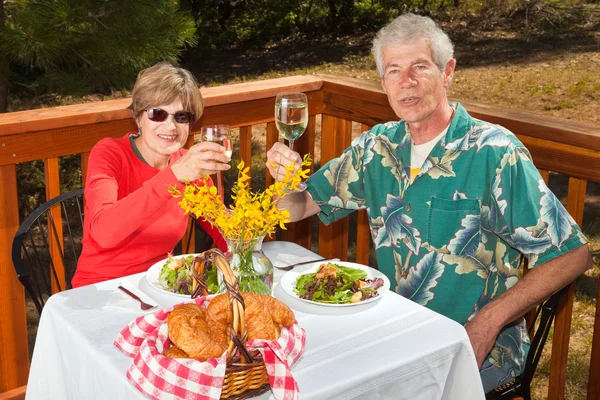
118, 285, 156, 310
275, 257, 340, 271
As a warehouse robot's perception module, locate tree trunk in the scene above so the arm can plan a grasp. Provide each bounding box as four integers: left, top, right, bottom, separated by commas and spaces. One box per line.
339, 0, 354, 33
0, 0, 8, 113
299, 0, 314, 31
327, 0, 338, 23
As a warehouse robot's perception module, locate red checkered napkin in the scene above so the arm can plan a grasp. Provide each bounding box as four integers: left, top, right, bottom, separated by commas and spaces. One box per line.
114, 297, 306, 400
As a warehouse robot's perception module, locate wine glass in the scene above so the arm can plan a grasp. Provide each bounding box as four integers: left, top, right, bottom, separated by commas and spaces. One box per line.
200, 125, 232, 203
275, 92, 308, 191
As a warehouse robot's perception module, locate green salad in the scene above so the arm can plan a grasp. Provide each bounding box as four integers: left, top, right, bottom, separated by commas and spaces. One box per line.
158, 255, 220, 296
294, 263, 384, 304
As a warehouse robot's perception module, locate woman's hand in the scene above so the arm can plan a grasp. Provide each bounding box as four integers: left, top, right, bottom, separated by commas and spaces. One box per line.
171, 142, 231, 182
266, 142, 302, 182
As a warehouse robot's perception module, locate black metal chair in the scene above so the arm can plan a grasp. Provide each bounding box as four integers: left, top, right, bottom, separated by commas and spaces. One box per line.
12, 188, 215, 315
11, 189, 85, 315
485, 285, 570, 400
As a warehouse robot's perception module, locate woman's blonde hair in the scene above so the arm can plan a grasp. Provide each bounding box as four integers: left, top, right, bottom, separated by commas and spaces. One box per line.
129, 62, 203, 122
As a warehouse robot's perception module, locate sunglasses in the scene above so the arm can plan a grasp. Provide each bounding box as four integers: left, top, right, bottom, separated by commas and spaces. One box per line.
146, 108, 194, 124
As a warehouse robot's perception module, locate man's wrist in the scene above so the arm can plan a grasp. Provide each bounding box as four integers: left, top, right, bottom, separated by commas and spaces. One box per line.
476, 300, 509, 332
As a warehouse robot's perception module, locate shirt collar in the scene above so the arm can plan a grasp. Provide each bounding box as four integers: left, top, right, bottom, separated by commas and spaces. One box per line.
438, 103, 473, 151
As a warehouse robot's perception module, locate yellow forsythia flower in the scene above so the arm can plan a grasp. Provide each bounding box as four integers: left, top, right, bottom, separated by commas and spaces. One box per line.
169, 154, 312, 240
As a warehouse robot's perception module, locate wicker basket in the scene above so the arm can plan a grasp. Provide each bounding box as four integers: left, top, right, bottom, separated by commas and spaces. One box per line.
192, 249, 271, 400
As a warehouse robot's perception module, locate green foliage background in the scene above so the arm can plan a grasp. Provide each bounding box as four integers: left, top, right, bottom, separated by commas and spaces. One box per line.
1, 0, 197, 95
3, 0, 597, 108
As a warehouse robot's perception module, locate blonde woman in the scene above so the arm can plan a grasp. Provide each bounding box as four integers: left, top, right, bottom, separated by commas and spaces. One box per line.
73, 63, 228, 287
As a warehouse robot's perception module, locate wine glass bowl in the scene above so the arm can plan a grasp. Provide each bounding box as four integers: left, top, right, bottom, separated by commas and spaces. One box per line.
201, 125, 232, 157
275, 92, 308, 191
275, 93, 308, 151
200, 125, 232, 202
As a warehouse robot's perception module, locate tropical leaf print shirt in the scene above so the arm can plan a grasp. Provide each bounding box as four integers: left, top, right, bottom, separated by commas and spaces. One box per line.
306, 103, 587, 381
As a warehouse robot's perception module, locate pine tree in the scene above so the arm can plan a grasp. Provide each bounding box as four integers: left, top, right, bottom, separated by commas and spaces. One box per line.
0, 0, 198, 111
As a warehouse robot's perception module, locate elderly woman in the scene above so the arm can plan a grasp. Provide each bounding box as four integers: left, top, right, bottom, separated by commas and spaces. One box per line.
72, 62, 228, 287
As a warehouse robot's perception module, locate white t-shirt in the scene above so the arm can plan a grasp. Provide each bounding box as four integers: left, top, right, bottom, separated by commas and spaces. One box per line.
409, 127, 449, 182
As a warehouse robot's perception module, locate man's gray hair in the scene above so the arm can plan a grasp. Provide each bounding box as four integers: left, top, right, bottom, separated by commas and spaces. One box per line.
372, 13, 454, 78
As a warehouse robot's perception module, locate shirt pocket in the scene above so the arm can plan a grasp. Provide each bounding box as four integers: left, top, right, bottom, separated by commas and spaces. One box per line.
428, 197, 482, 256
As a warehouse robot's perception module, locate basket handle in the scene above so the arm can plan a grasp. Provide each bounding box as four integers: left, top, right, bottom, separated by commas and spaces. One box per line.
192, 249, 254, 362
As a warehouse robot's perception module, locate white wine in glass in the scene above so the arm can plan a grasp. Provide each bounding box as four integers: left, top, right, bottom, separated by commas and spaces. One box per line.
200, 125, 232, 202
275, 92, 308, 191
275, 93, 308, 151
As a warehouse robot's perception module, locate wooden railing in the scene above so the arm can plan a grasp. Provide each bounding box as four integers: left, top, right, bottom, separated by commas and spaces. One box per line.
0, 75, 599, 399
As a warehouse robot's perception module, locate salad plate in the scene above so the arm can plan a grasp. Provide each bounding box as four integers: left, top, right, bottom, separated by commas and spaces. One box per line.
279, 260, 390, 307
145, 253, 202, 299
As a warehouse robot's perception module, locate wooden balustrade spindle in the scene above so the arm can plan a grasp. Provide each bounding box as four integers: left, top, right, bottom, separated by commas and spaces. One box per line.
264, 122, 280, 243
589, 285, 600, 400
355, 123, 372, 266
539, 169, 550, 184
0, 165, 29, 392
548, 177, 587, 400
239, 126, 253, 180
81, 152, 90, 187
280, 115, 316, 249
44, 157, 65, 293
318, 115, 351, 260
182, 217, 196, 254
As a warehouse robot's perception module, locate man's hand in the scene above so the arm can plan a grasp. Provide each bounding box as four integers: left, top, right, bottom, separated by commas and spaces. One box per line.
463, 246, 591, 369
464, 313, 501, 368
266, 142, 302, 182
171, 142, 231, 182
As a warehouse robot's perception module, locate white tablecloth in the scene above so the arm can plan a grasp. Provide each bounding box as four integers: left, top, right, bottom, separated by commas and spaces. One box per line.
26, 241, 484, 400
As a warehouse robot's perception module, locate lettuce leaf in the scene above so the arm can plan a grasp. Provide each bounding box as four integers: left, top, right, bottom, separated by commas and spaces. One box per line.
159, 263, 176, 287
158, 254, 222, 295
294, 263, 372, 304
336, 265, 367, 283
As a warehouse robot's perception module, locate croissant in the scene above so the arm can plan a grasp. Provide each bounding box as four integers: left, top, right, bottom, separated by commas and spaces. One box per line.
168, 303, 229, 361
167, 293, 296, 362
163, 345, 190, 359
206, 292, 295, 341
259, 293, 296, 328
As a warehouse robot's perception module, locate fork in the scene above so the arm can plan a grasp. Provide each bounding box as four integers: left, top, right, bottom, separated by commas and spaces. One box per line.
275, 257, 340, 271
118, 285, 156, 310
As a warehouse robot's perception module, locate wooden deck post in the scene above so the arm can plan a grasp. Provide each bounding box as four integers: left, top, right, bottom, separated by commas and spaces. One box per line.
548, 177, 587, 400
0, 165, 29, 391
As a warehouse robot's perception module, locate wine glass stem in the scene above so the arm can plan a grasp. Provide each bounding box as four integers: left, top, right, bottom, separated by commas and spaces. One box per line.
288, 140, 295, 152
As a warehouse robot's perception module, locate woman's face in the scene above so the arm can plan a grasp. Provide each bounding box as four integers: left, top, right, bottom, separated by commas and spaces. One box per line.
136, 99, 191, 165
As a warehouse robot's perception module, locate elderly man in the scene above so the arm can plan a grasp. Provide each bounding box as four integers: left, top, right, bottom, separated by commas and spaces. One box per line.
267, 13, 592, 393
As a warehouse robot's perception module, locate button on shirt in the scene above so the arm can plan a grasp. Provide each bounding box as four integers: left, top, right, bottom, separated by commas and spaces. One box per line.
306, 103, 587, 387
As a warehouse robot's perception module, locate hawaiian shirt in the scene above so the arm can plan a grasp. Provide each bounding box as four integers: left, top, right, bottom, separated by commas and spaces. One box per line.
306, 103, 587, 389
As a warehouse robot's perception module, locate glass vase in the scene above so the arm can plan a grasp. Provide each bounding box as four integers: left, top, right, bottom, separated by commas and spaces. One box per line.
224, 235, 274, 295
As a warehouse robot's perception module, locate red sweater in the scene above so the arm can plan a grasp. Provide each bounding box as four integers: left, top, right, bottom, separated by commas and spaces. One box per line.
72, 134, 225, 287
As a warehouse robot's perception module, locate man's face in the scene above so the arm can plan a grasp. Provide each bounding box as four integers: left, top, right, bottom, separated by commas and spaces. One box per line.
380, 37, 455, 125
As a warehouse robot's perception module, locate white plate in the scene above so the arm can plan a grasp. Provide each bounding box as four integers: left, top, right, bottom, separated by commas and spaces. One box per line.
145, 254, 201, 299
279, 260, 390, 307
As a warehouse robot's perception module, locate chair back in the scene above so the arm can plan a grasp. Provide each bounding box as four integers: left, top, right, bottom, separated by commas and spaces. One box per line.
520, 285, 569, 398
485, 285, 569, 400
177, 214, 216, 255
11, 189, 85, 314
